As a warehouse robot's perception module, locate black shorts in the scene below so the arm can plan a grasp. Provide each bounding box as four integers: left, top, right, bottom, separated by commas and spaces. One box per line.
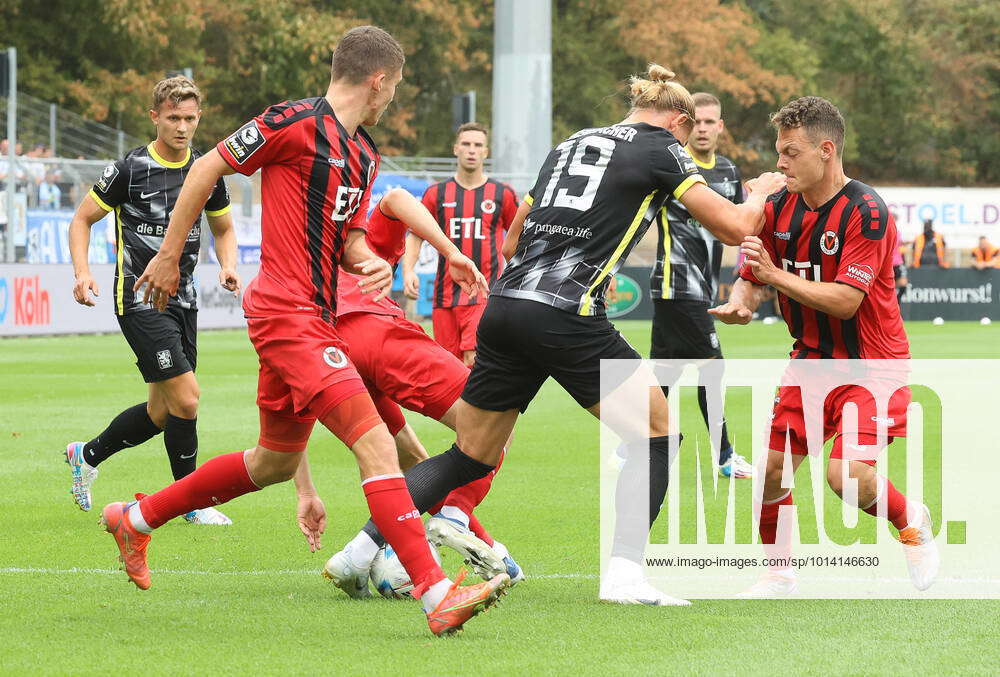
650, 299, 722, 360
116, 307, 197, 383
893, 264, 907, 281
462, 296, 640, 413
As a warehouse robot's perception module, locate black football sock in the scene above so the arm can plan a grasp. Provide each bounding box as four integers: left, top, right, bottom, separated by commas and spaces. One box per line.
610, 434, 681, 563
697, 385, 733, 465
164, 414, 198, 480
362, 444, 495, 546
83, 402, 162, 467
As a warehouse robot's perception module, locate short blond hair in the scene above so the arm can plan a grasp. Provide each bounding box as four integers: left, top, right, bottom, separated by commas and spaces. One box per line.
628, 64, 695, 132
152, 76, 201, 112
692, 92, 721, 114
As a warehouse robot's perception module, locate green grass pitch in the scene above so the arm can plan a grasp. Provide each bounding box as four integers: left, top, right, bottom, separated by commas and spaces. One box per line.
2, 320, 998, 675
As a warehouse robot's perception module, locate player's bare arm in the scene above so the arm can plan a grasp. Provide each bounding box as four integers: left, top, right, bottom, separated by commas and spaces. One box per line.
679, 171, 786, 245
380, 187, 488, 298
741, 235, 864, 320
401, 232, 422, 298
206, 211, 241, 296
135, 149, 235, 310
68, 193, 111, 307
500, 200, 531, 262
292, 453, 326, 553
341, 229, 393, 301
708, 277, 762, 325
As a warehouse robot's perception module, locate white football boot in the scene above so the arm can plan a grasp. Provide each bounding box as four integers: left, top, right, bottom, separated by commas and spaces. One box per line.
599, 556, 691, 606
898, 503, 939, 591
323, 544, 374, 599
426, 515, 506, 580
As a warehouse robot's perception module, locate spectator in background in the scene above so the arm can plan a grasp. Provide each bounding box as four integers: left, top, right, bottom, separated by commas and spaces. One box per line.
912, 218, 948, 268
893, 227, 907, 302
38, 170, 62, 209
972, 236, 1000, 269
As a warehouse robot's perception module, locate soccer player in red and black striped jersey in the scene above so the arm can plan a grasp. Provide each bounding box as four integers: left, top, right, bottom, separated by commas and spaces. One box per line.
710, 96, 938, 596
405, 123, 518, 367
94, 26, 508, 636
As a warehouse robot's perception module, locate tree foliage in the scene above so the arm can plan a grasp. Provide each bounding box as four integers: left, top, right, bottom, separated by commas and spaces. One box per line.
2, 0, 996, 183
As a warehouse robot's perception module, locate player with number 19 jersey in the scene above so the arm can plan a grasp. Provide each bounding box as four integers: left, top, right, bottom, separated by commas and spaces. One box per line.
467, 122, 705, 413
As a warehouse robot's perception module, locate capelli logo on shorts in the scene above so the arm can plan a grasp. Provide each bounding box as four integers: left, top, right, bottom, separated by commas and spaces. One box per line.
322, 346, 348, 369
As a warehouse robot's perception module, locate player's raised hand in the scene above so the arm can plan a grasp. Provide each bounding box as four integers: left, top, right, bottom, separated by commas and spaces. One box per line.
746, 172, 787, 196
355, 257, 393, 302
740, 235, 779, 283
218, 267, 242, 297
708, 301, 753, 325
135, 252, 180, 312
446, 252, 489, 299
402, 268, 420, 299
296, 493, 327, 553
72, 272, 100, 307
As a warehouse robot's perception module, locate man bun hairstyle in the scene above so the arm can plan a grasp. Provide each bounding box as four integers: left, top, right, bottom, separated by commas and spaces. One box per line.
152, 76, 201, 111
770, 96, 845, 156
331, 25, 405, 84
628, 64, 695, 133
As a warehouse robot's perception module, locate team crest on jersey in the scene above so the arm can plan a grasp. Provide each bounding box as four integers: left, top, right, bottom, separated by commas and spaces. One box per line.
820, 229, 840, 255
323, 346, 348, 369
666, 143, 699, 174
224, 120, 266, 164
95, 163, 119, 192
156, 350, 173, 370
480, 199, 496, 214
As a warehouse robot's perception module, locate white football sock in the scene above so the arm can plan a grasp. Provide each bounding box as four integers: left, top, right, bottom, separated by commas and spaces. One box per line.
421, 577, 453, 613
128, 502, 152, 533
439, 505, 470, 529
346, 531, 380, 568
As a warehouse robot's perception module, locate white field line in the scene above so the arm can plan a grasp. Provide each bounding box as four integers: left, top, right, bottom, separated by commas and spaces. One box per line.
1, 567, 998, 585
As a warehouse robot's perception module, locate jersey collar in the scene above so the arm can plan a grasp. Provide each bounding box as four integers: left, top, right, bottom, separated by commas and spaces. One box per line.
148, 142, 191, 169
685, 145, 716, 170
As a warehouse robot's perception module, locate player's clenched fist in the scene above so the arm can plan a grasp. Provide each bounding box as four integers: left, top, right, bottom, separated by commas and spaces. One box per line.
740, 235, 779, 284
745, 171, 786, 196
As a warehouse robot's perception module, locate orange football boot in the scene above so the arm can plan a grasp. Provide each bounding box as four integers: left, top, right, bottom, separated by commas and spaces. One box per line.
426, 569, 510, 636
99, 501, 151, 590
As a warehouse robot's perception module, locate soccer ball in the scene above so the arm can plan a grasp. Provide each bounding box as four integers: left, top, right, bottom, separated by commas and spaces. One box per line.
981, 317, 992, 325
932, 317, 944, 326
370, 542, 442, 600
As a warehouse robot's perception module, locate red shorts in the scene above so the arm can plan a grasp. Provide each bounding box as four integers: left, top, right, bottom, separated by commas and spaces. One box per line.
432, 303, 486, 358
337, 312, 468, 423
248, 312, 372, 449
768, 383, 910, 462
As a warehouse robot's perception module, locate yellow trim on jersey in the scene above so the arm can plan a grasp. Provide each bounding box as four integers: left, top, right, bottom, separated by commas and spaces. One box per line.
205, 204, 232, 217
659, 206, 672, 299
88, 189, 113, 212
147, 142, 191, 169
579, 190, 656, 316
524, 194, 534, 206
672, 174, 706, 201
685, 145, 716, 170
115, 207, 125, 315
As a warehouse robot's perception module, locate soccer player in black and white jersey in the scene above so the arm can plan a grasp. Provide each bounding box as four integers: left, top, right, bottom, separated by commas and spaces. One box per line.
649, 92, 754, 479
63, 76, 240, 525
337, 64, 785, 606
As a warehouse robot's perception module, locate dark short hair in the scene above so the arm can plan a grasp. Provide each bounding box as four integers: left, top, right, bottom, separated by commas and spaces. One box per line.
455, 122, 488, 142
771, 96, 845, 156
330, 25, 405, 84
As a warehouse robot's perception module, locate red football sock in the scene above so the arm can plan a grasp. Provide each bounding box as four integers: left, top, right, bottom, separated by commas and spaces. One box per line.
138, 451, 260, 529
758, 492, 794, 569
363, 475, 445, 598
468, 514, 494, 546
862, 476, 911, 530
